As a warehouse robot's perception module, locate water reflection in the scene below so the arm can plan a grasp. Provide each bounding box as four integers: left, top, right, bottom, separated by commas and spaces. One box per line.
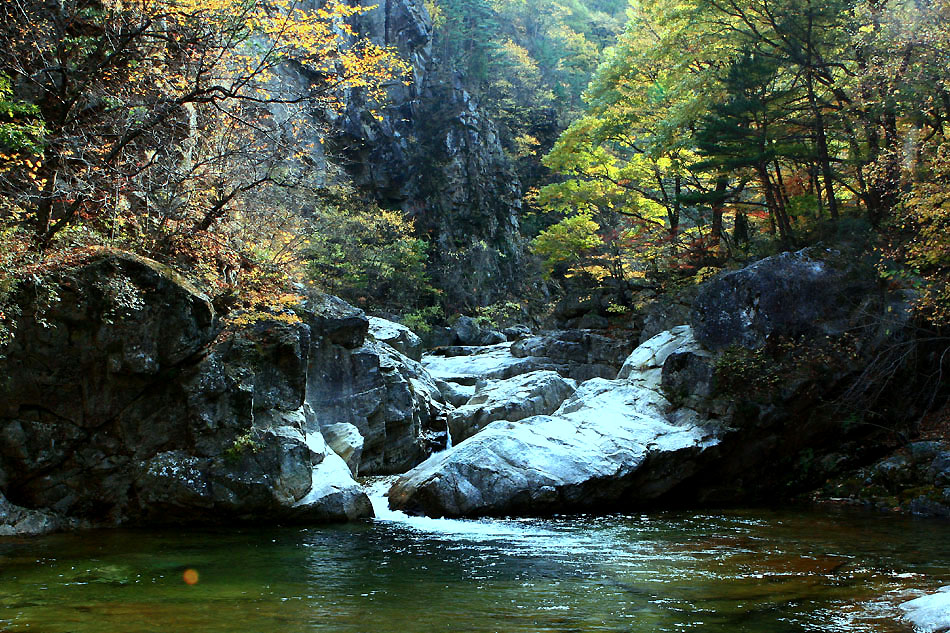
0, 506, 944, 632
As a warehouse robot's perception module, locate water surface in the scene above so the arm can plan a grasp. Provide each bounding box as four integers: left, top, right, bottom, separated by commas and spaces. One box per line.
1, 495, 946, 632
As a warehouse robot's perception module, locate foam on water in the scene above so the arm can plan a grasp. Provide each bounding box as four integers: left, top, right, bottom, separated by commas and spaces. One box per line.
363, 476, 551, 540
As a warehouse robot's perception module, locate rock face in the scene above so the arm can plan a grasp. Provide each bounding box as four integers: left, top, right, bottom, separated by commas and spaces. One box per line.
448, 370, 577, 443
0, 253, 447, 534
323, 0, 526, 308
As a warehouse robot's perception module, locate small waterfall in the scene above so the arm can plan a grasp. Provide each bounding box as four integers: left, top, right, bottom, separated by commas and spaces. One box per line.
444, 418, 453, 451
361, 475, 549, 539
364, 475, 406, 522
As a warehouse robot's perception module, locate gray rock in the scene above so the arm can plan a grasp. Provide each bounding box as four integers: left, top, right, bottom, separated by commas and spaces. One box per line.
691, 249, 881, 350
870, 455, 913, 487
908, 495, 950, 519
577, 313, 609, 329
289, 432, 373, 521
301, 292, 368, 349
618, 326, 703, 383
447, 371, 577, 443
639, 293, 693, 344
322, 423, 364, 475
910, 441, 945, 463
428, 345, 488, 357
0, 491, 76, 536
320, 7, 528, 309
390, 374, 715, 517
929, 452, 950, 486
423, 343, 560, 385
0, 254, 379, 532
434, 378, 476, 407
510, 329, 634, 380
423, 326, 457, 349
368, 316, 424, 361
452, 316, 506, 346
307, 337, 448, 474
391, 326, 717, 517
503, 325, 532, 341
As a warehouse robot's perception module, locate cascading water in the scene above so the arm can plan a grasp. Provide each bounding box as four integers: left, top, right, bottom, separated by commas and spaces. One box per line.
362, 475, 550, 539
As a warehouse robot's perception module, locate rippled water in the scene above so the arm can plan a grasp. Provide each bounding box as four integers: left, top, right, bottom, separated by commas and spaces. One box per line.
1, 487, 947, 632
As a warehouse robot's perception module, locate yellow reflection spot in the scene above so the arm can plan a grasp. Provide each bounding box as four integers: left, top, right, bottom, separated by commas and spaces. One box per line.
183, 568, 199, 585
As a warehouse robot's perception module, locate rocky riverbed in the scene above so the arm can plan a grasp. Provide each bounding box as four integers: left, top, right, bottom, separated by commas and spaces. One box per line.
1, 248, 946, 536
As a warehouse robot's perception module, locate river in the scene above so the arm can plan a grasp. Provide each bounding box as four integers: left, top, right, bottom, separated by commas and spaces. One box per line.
1, 480, 946, 632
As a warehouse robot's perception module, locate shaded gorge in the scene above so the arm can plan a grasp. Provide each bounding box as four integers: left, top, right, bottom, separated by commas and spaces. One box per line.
1, 496, 948, 632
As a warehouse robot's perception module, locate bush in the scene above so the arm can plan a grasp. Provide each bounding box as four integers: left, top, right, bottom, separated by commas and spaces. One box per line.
305, 202, 436, 312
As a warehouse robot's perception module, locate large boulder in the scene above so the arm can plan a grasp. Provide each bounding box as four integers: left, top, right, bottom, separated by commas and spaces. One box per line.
392, 248, 922, 517
368, 316, 423, 361
691, 248, 879, 351
511, 329, 635, 381
0, 253, 374, 534
447, 370, 577, 443
452, 316, 507, 346
390, 328, 715, 517
306, 336, 449, 474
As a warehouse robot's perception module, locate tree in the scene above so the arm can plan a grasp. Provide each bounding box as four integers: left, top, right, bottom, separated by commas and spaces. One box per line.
0, 0, 408, 255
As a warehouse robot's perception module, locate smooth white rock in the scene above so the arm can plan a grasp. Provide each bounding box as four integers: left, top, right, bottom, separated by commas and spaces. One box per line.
900, 586, 950, 633
368, 316, 423, 361
422, 343, 556, 385
617, 325, 707, 383
322, 422, 364, 475
448, 370, 577, 442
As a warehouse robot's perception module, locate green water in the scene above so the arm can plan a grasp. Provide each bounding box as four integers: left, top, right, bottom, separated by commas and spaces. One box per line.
1, 506, 947, 632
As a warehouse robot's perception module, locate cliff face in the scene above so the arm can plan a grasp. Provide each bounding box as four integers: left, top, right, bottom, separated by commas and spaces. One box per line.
0, 253, 446, 534
326, 0, 527, 309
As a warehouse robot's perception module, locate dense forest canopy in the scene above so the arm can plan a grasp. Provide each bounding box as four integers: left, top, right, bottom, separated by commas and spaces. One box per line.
0, 0, 948, 335
0, 0, 408, 335
536, 0, 950, 327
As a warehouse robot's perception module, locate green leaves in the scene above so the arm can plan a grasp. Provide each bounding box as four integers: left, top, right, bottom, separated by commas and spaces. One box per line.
530, 212, 603, 277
